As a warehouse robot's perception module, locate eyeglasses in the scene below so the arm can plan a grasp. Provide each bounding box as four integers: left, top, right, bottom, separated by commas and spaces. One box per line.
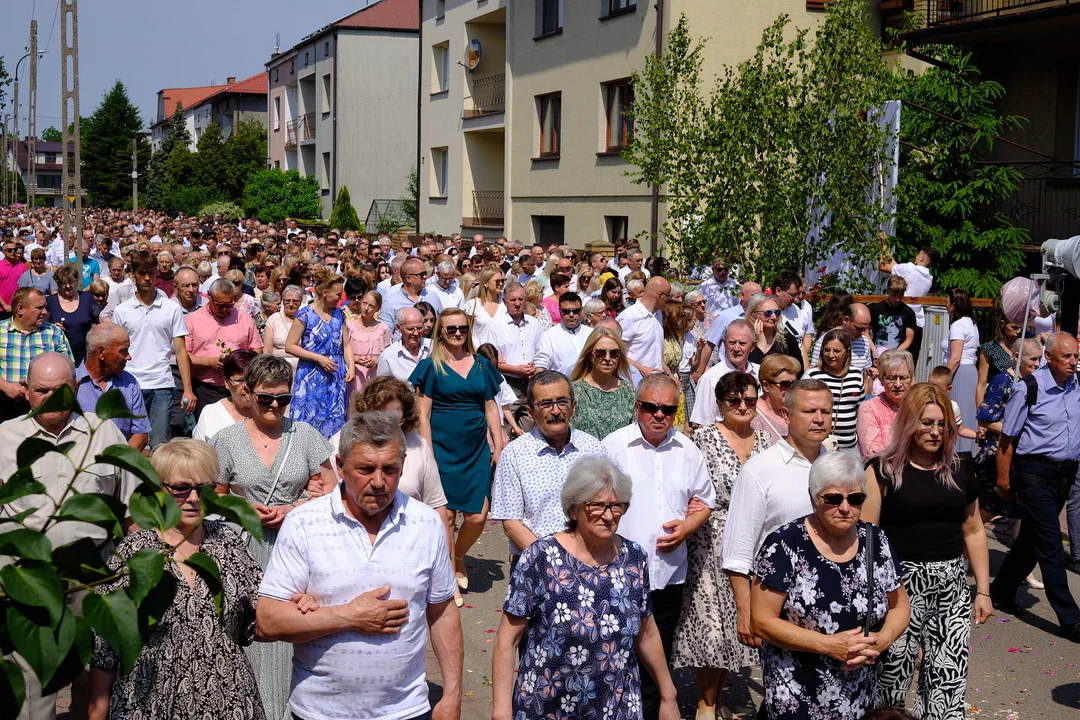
918, 419, 947, 431
443, 324, 469, 336
592, 348, 623, 361
766, 380, 794, 391
492, 278, 506, 286
255, 392, 292, 407
532, 398, 572, 412
819, 492, 866, 507
756, 310, 781, 318
583, 502, 629, 518
639, 401, 678, 417
883, 375, 912, 385
723, 396, 758, 409
162, 481, 201, 498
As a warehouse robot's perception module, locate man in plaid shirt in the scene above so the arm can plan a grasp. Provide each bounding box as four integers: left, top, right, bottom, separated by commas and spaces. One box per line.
0, 287, 73, 421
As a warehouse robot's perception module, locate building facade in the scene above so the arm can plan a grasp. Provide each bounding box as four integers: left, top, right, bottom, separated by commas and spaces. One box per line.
266, 0, 420, 218
151, 74, 267, 152
4, 139, 77, 208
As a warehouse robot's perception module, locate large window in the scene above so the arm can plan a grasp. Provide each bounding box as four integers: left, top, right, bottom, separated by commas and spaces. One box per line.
609, 0, 634, 12
603, 79, 633, 150
606, 216, 628, 244
273, 97, 281, 131
321, 74, 332, 114
537, 93, 561, 158
433, 42, 450, 93
431, 147, 448, 197
537, 0, 562, 37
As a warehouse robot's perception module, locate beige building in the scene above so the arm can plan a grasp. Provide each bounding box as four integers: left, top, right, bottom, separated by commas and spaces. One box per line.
419, 0, 831, 250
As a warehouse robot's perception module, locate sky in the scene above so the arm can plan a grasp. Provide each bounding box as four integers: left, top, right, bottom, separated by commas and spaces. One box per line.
0, 0, 373, 133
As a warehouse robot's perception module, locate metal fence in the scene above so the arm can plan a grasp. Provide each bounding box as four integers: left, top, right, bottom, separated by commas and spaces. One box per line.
465, 74, 506, 118
470, 190, 504, 226
984, 160, 1080, 244
927, 0, 1076, 26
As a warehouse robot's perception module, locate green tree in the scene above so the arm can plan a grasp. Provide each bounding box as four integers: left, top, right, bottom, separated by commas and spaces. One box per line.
220, 118, 267, 203
890, 43, 1028, 298
399, 167, 418, 227
192, 122, 225, 194
0, 57, 9, 110
0, 388, 261, 716
3, 168, 26, 203
143, 104, 190, 211
329, 186, 362, 231
81, 80, 150, 208
242, 169, 321, 223
40, 126, 62, 143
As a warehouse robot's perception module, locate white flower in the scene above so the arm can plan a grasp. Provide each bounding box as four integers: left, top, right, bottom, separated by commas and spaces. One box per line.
600, 613, 620, 637
534, 647, 549, 666
853, 593, 868, 614
830, 601, 843, 614
610, 567, 626, 589
554, 602, 572, 623
520, 670, 537, 693
545, 545, 563, 567
614, 649, 630, 670
560, 696, 576, 714
577, 585, 596, 606
568, 646, 589, 667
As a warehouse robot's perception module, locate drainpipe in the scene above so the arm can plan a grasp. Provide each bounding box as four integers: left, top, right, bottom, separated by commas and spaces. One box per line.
649, 0, 664, 257
416, 0, 424, 232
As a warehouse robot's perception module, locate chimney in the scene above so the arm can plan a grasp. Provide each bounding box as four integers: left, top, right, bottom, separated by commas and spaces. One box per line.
226, 76, 236, 85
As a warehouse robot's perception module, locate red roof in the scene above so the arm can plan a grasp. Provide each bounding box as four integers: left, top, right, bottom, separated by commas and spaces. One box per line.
216, 72, 268, 96
333, 0, 418, 32
159, 85, 221, 121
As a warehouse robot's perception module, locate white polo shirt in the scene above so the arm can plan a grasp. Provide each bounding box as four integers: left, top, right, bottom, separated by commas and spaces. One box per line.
534, 322, 590, 376
891, 262, 932, 328
376, 339, 432, 384
603, 423, 715, 590
617, 301, 664, 371
111, 290, 188, 390
689, 355, 760, 426
491, 312, 542, 376
260, 488, 455, 720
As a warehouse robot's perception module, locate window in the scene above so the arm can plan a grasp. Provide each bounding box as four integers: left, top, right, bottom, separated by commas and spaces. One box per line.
321, 74, 332, 114
431, 147, 448, 197
603, 79, 633, 150
273, 97, 281, 131
44, 154, 57, 165
433, 43, 450, 93
275, 160, 280, 170
322, 152, 331, 190
304, 51, 309, 67
606, 216, 628, 244
324, 41, 330, 57
274, 68, 279, 82
537, 0, 563, 37
533, 215, 565, 246
290, 60, 295, 75
436, 0, 445, 19
607, 0, 635, 14
537, 92, 561, 158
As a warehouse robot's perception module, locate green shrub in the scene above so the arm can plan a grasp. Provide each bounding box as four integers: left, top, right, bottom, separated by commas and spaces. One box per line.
199, 201, 245, 221
328, 186, 362, 232
242, 169, 322, 224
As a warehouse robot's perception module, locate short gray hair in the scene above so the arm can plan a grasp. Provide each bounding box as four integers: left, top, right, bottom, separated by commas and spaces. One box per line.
684, 290, 703, 305
669, 282, 684, 296
436, 260, 455, 275
627, 279, 645, 293
86, 323, 126, 354
338, 410, 406, 461
396, 306, 422, 327
208, 278, 235, 297
636, 372, 679, 400
560, 457, 633, 529
725, 317, 757, 344
877, 349, 914, 379
260, 291, 281, 310
244, 354, 293, 390
157, 251, 173, 262
390, 255, 408, 271
582, 298, 606, 318
1013, 337, 1043, 357
808, 452, 866, 499
281, 284, 304, 301
1045, 331, 1075, 357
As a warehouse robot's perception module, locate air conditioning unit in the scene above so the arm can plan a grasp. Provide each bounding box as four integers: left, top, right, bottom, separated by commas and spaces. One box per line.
916, 305, 950, 383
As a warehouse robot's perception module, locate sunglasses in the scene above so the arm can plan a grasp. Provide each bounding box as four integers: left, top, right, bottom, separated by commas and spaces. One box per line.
723, 396, 758, 408
767, 380, 794, 391
756, 310, 781, 318
493, 278, 506, 286
443, 325, 469, 336
592, 348, 622, 360
561, 307, 582, 315
255, 392, 293, 407
639, 401, 678, 417
162, 481, 200, 498
819, 492, 866, 507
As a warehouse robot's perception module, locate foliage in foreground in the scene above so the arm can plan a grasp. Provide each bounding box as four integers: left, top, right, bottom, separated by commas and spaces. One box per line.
0, 388, 261, 715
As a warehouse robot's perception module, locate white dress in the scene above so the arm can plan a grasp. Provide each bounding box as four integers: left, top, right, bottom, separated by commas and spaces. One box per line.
463, 297, 505, 348
192, 400, 243, 442
265, 310, 299, 371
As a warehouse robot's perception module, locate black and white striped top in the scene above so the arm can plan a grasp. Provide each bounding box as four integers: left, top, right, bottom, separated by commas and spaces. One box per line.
807, 368, 865, 449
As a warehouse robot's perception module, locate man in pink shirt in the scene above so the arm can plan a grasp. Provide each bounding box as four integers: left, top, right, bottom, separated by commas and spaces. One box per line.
0, 239, 28, 315
185, 277, 262, 417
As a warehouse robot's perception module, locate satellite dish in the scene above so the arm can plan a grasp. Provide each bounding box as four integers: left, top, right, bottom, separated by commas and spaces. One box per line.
465, 39, 482, 71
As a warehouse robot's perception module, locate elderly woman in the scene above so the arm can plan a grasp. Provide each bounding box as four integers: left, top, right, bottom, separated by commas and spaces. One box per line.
863, 383, 992, 720
751, 453, 911, 720
264, 283, 302, 371
522, 278, 552, 332
193, 349, 258, 441
672, 372, 771, 720
857, 349, 914, 461
492, 456, 680, 720
47, 262, 101, 364
88, 440, 266, 719
570, 327, 636, 439
212, 354, 337, 719
256, 290, 280, 335
751, 354, 800, 445
18, 247, 57, 293
582, 298, 607, 326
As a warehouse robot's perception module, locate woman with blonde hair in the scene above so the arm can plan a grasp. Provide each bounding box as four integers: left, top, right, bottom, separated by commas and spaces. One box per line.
751, 353, 801, 445
410, 308, 504, 595
523, 278, 553, 332
746, 292, 802, 366
570, 327, 636, 439
575, 260, 599, 297
285, 266, 354, 438
663, 303, 701, 426
463, 263, 505, 346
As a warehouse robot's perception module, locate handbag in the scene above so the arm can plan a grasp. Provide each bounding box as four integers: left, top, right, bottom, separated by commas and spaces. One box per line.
864, 523, 885, 634
823, 390, 841, 452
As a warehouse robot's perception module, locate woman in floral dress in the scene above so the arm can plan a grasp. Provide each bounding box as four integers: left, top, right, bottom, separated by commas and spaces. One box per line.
672, 371, 770, 720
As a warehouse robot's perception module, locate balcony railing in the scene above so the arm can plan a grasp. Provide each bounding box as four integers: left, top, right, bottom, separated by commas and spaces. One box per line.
467, 190, 504, 227
926, 0, 1076, 26
985, 161, 1080, 244
464, 74, 506, 118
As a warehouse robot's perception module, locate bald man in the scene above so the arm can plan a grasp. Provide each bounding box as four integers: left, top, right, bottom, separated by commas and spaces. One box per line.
76, 323, 151, 450
617, 276, 671, 377
810, 302, 874, 371
0, 352, 134, 720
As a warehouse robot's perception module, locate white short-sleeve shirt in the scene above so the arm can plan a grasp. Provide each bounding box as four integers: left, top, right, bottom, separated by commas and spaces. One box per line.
690, 355, 760, 426
111, 290, 189, 390
534, 323, 590, 376
259, 488, 454, 720
891, 263, 933, 327
942, 316, 979, 365
617, 302, 664, 370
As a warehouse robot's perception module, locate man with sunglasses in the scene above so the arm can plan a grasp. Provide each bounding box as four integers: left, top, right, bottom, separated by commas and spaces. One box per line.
535, 292, 590, 376
698, 258, 740, 317
378, 258, 443, 335
0, 238, 28, 317
602, 373, 714, 718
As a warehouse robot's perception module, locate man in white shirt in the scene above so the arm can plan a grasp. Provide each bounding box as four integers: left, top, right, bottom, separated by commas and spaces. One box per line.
691, 319, 760, 426
377, 308, 432, 385
771, 270, 814, 371
697, 258, 740, 316
468, 233, 487, 258
377, 255, 408, 296
618, 249, 650, 284
491, 282, 541, 425
697, 281, 762, 378
603, 374, 714, 718
534, 292, 590, 376
427, 260, 464, 310
257, 412, 462, 720
810, 302, 873, 371
617, 276, 670, 377
721, 378, 831, 650
879, 237, 938, 329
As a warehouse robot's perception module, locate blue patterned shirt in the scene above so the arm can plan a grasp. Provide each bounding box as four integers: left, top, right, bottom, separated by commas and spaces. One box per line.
0, 319, 73, 384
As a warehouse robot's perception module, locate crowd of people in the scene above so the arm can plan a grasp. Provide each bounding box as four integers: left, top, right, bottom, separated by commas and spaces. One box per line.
2, 205, 1079, 720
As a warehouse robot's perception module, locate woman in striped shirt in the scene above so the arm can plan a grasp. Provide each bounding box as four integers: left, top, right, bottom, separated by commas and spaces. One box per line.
808, 328, 867, 456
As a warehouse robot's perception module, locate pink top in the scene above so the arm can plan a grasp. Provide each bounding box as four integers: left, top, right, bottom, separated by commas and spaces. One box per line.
345, 312, 392, 392
541, 295, 562, 324
0, 258, 27, 306
857, 394, 900, 461
185, 306, 263, 386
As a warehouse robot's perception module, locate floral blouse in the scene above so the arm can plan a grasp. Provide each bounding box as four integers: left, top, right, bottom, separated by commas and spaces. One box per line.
975, 369, 1014, 464
504, 535, 652, 720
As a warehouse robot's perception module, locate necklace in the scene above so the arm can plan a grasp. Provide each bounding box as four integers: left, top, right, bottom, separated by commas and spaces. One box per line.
247, 418, 281, 448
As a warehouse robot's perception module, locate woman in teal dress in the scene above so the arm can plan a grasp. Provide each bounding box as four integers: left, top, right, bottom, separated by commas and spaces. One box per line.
411, 307, 505, 601
286, 267, 354, 438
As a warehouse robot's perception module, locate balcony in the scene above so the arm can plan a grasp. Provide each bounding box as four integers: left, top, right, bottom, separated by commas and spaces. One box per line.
464, 74, 505, 118
986, 161, 1080, 245
285, 112, 316, 148
924, 0, 1076, 26
465, 190, 504, 228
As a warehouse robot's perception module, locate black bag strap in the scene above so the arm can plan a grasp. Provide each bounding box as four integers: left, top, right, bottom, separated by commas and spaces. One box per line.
864, 523, 875, 636
1022, 373, 1038, 408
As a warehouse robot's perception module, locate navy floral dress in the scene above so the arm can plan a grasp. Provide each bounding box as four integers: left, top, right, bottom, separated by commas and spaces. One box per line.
974, 369, 1015, 514
753, 519, 902, 720
503, 535, 652, 720
289, 304, 347, 438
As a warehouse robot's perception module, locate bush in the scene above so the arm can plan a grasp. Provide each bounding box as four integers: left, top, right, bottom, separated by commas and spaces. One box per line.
199, 201, 245, 221
166, 186, 217, 217
242, 169, 322, 224
328, 186, 362, 232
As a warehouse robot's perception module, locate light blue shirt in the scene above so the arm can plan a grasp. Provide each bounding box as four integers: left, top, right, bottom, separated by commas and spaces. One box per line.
1001, 364, 1080, 461
707, 304, 745, 347
378, 285, 443, 338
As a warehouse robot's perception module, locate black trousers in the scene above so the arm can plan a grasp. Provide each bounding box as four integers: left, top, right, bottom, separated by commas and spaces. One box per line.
192, 378, 229, 421
992, 455, 1080, 627
640, 584, 684, 720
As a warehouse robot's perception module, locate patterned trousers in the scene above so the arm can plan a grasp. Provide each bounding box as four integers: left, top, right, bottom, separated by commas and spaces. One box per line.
876, 556, 971, 720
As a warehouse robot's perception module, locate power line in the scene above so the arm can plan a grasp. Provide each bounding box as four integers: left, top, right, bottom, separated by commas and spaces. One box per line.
44, 0, 60, 54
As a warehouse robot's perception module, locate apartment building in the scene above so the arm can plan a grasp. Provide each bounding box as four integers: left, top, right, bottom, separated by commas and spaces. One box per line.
419, 0, 829, 249
151, 85, 221, 152
150, 74, 267, 152
266, 0, 419, 218
3, 138, 77, 207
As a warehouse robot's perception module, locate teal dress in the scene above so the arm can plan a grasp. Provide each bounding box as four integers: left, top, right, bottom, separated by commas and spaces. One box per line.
409, 354, 502, 513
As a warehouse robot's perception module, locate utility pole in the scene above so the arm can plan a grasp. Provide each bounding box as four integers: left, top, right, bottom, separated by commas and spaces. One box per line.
1, 114, 8, 206
131, 138, 138, 211
61, 0, 82, 278
27, 19, 38, 209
